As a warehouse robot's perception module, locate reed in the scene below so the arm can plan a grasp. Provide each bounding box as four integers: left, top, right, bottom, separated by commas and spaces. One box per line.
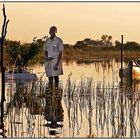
63, 76, 140, 138
63, 47, 140, 63
3, 75, 140, 138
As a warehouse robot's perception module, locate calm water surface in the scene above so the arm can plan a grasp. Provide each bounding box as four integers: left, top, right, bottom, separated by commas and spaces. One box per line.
2, 59, 140, 138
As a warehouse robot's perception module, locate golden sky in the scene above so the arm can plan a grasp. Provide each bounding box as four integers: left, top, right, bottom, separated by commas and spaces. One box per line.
0, 2, 140, 44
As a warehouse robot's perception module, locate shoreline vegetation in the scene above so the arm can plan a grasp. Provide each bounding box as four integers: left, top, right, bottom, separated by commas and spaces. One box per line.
3, 35, 140, 68
63, 46, 140, 64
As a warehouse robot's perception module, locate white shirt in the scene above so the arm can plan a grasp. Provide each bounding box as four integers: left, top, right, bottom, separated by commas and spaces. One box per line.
44, 36, 64, 58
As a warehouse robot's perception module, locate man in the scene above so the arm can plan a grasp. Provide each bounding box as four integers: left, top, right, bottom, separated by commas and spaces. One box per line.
44, 26, 64, 87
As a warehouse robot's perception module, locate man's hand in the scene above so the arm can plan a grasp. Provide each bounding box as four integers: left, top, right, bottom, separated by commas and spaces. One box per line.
46, 57, 53, 61
53, 63, 58, 70
45, 57, 48, 61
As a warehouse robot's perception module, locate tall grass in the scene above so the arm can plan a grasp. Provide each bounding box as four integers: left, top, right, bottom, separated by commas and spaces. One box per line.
3, 75, 140, 138
63, 75, 140, 138
63, 47, 140, 63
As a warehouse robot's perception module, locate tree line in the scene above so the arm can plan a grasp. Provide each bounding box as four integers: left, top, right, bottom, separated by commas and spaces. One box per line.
4, 37, 45, 67
3, 35, 140, 67
74, 35, 140, 50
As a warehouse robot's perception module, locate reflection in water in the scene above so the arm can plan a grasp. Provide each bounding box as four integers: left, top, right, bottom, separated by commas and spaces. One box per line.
0, 87, 7, 138
4, 80, 47, 138
2, 59, 140, 138
63, 74, 140, 138
44, 83, 64, 137
64, 75, 96, 137
4, 79, 64, 138
97, 82, 140, 138
0, 122, 7, 138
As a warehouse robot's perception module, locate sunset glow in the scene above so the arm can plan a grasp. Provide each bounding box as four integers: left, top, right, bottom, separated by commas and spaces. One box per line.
0, 2, 140, 44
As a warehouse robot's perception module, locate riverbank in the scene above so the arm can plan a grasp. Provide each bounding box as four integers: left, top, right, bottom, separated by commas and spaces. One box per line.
63, 46, 140, 63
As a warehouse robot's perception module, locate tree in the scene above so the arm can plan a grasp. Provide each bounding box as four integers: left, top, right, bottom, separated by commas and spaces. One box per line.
114, 40, 121, 49
123, 41, 140, 50
106, 36, 112, 46
101, 35, 108, 45
74, 41, 84, 48
27, 38, 45, 64
101, 35, 112, 46
0, 4, 9, 136
5, 37, 41, 67
5, 40, 21, 65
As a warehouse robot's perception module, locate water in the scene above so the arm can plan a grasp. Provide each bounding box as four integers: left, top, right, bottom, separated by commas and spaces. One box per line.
1, 59, 140, 138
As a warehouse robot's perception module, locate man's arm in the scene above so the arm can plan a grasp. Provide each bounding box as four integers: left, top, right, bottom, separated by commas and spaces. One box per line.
53, 38, 64, 70
53, 51, 63, 70
45, 50, 48, 61
56, 51, 63, 65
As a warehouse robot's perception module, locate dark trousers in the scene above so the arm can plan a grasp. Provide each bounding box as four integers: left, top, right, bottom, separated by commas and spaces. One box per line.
49, 76, 59, 87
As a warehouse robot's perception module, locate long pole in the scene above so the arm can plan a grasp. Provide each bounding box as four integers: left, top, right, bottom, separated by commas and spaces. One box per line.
120, 35, 124, 137
121, 35, 123, 87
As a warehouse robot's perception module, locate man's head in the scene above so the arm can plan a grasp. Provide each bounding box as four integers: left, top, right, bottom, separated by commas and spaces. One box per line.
49, 26, 57, 38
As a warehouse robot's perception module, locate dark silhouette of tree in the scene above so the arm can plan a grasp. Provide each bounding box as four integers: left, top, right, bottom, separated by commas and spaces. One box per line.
101, 35, 108, 45
107, 35, 112, 46
20, 37, 40, 66
5, 40, 21, 65
123, 41, 140, 50
114, 40, 140, 50
74, 41, 84, 48
0, 4, 9, 138
6, 37, 41, 67
115, 40, 121, 49
28, 38, 45, 64
101, 35, 112, 46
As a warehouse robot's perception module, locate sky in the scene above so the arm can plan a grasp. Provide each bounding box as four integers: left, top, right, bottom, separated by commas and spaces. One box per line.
0, 2, 140, 44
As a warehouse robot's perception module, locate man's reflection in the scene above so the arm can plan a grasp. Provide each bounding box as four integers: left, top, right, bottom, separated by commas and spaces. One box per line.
44, 83, 64, 136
